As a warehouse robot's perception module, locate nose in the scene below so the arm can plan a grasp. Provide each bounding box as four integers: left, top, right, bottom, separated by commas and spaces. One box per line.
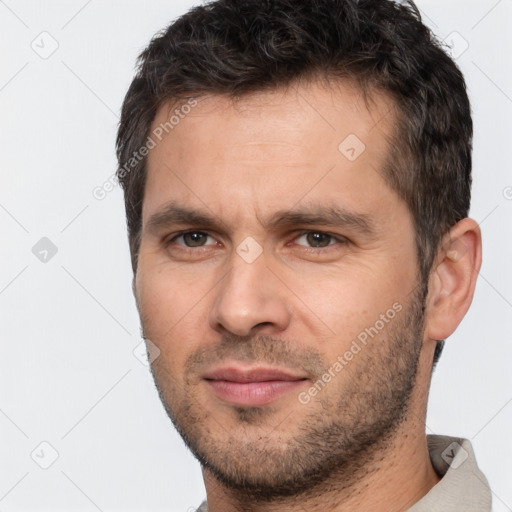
209, 248, 291, 337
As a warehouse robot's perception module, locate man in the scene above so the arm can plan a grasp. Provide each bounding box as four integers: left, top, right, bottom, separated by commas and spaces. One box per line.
116, 0, 491, 510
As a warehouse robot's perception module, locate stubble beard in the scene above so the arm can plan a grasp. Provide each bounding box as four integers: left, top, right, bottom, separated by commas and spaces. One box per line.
144, 284, 427, 503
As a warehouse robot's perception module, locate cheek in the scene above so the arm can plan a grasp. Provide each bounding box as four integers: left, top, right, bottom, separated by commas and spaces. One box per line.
136, 261, 213, 362
137, 254, 202, 324
290, 262, 411, 349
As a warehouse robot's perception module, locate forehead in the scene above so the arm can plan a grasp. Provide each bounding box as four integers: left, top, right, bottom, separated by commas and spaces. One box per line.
143, 80, 399, 225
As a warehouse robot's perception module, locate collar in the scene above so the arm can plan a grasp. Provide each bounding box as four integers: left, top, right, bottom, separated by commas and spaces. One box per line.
406, 435, 492, 511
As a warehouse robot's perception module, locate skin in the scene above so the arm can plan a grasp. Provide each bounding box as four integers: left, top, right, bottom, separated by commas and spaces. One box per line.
133, 79, 482, 511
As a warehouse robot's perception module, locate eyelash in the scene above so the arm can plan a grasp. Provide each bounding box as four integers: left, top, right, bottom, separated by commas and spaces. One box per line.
165, 230, 348, 253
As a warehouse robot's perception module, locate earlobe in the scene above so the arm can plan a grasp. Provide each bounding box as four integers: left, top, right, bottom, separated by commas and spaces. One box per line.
425, 218, 482, 341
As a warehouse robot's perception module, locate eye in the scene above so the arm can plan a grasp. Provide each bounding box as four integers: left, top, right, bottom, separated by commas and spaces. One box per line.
294, 231, 343, 249
169, 231, 217, 248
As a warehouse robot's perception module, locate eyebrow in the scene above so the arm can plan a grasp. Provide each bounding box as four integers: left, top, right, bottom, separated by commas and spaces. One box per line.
146, 201, 375, 236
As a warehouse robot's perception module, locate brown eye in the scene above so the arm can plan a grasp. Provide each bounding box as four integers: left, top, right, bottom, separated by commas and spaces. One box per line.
296, 232, 337, 248
306, 232, 332, 247
174, 231, 212, 247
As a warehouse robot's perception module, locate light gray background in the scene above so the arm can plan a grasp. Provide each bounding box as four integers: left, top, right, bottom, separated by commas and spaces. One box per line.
1, 0, 511, 510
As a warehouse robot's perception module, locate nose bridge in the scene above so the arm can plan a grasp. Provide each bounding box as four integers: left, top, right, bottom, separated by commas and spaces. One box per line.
209, 248, 290, 336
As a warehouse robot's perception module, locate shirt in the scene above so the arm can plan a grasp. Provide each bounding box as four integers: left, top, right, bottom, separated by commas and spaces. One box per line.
195, 434, 492, 511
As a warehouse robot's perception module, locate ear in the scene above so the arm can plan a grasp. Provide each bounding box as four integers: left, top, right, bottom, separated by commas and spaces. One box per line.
424, 218, 482, 341
132, 274, 137, 298
132, 272, 141, 313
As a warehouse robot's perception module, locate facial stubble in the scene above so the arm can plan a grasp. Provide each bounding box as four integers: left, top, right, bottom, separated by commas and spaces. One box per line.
143, 284, 426, 503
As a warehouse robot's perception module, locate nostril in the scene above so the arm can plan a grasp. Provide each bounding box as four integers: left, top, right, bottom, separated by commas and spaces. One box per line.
254, 322, 272, 329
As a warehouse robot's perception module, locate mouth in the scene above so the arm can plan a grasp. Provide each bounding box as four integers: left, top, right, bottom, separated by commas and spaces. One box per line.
203, 364, 309, 407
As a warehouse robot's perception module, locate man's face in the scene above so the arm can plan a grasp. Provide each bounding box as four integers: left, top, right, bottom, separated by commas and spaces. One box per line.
135, 81, 425, 498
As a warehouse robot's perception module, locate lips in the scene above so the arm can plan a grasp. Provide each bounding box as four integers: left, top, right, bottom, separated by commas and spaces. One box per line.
204, 366, 306, 382
203, 365, 308, 407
